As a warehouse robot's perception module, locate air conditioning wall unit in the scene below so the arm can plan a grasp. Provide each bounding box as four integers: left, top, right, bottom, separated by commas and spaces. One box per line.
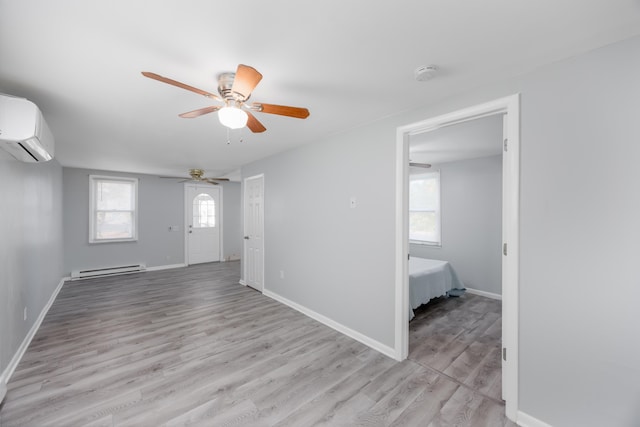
0, 94, 55, 162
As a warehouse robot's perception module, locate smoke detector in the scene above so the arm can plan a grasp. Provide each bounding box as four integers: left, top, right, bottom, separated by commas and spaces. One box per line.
414, 65, 438, 81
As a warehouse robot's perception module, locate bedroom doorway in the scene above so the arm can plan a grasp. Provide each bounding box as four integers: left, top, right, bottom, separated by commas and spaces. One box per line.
394, 95, 520, 421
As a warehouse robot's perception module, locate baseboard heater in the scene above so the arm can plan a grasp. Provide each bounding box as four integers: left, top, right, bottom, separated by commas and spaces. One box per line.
71, 264, 146, 280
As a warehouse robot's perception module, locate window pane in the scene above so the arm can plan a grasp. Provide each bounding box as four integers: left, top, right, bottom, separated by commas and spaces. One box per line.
193, 193, 215, 228
90, 175, 138, 243
409, 171, 441, 244
409, 211, 437, 242
96, 181, 133, 210
410, 177, 438, 211
96, 211, 133, 239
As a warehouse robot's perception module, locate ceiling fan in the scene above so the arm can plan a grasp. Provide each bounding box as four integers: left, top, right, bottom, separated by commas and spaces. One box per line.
142, 64, 309, 133
160, 169, 230, 185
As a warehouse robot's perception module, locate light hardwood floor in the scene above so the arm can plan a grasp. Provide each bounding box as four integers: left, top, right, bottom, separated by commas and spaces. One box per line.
0, 262, 515, 426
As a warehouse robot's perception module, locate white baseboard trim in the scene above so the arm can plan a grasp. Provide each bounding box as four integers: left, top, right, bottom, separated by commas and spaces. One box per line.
146, 263, 187, 272
517, 410, 553, 427
465, 287, 502, 300
263, 289, 397, 360
239, 279, 247, 286
0, 276, 67, 402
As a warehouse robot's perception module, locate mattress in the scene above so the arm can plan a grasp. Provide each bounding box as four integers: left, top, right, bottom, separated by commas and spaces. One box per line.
409, 257, 465, 320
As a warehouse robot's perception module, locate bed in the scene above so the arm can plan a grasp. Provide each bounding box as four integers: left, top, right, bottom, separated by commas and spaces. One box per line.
409, 257, 465, 320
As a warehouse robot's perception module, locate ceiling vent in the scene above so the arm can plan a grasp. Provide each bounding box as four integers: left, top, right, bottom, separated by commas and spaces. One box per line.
0, 94, 55, 162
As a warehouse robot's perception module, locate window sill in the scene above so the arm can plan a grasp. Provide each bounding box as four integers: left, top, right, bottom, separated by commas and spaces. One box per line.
410, 240, 441, 248
89, 238, 138, 244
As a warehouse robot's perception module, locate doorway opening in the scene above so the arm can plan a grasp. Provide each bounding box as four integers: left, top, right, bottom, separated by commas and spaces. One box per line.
394, 95, 520, 421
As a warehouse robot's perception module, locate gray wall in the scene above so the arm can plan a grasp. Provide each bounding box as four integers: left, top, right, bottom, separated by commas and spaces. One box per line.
63, 168, 185, 274
242, 35, 640, 426
0, 151, 63, 384
63, 168, 243, 274
242, 124, 397, 347
410, 155, 502, 295
221, 181, 242, 261
515, 37, 640, 426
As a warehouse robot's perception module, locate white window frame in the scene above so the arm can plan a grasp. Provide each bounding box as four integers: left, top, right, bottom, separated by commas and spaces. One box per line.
89, 175, 138, 243
409, 170, 441, 246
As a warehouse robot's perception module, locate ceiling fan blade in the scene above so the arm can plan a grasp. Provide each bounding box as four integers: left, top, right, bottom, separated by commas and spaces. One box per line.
253, 103, 310, 119
203, 179, 220, 185
409, 162, 432, 168
179, 105, 221, 118
207, 178, 230, 182
142, 72, 221, 101
231, 64, 263, 99
246, 111, 267, 133
159, 176, 190, 179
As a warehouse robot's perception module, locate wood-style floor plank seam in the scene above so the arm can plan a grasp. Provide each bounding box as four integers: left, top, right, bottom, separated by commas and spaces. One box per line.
0, 261, 515, 426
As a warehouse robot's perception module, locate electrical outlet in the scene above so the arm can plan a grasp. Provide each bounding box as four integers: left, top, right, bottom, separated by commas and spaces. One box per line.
280, 270, 285, 279
23, 307, 27, 321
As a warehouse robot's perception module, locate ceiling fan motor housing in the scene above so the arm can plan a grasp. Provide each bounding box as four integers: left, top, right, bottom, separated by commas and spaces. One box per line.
189, 168, 205, 180
217, 72, 245, 103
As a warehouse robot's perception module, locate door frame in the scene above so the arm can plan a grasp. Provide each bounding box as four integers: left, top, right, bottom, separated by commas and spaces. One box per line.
183, 183, 223, 265
394, 94, 520, 420
242, 173, 265, 292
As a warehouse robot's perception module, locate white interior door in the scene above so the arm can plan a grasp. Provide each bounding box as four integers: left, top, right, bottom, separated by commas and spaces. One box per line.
186, 184, 220, 264
244, 174, 264, 292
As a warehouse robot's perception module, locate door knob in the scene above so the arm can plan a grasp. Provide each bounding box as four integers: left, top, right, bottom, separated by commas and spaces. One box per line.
244, 236, 250, 240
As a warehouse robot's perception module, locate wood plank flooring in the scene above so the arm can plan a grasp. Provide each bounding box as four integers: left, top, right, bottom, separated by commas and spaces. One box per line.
0, 262, 515, 426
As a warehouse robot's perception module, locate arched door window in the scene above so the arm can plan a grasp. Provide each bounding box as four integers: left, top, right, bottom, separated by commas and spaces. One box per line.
192, 193, 215, 228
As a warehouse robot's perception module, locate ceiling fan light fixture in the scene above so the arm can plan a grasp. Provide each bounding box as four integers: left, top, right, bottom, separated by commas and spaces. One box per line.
218, 106, 248, 129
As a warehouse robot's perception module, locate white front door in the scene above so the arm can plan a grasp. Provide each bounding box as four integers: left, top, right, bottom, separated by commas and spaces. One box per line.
186, 184, 221, 264
244, 174, 264, 291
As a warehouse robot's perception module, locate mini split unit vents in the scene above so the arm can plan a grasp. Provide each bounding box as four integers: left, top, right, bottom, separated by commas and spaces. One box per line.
0, 93, 55, 162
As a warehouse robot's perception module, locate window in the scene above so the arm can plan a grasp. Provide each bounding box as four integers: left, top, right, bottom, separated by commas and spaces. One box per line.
192, 193, 216, 228
89, 175, 138, 243
409, 171, 441, 246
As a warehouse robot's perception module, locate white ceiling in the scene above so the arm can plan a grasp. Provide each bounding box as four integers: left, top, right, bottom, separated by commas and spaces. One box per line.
410, 114, 503, 165
1, 1, 640, 179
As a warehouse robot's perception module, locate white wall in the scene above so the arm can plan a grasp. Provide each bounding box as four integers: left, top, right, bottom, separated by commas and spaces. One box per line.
0, 151, 63, 394
410, 155, 502, 295
242, 35, 640, 426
